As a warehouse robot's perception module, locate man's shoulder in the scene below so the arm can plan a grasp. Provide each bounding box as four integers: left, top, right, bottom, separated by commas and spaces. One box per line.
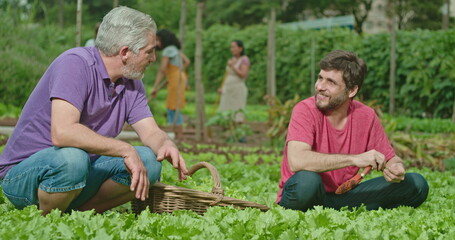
291, 97, 322, 121
350, 100, 378, 121
351, 100, 376, 114
123, 78, 146, 91
58, 47, 97, 66
295, 97, 317, 111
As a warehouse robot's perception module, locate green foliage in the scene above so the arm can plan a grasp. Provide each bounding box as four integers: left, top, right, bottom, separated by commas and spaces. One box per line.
393, 30, 455, 118
0, 12, 75, 107
264, 94, 301, 147
184, 25, 365, 102
0, 157, 453, 239
203, 0, 279, 27
381, 116, 454, 170
0, 142, 453, 238
0, 103, 22, 118
145, 87, 168, 126
206, 110, 253, 143
2, 8, 454, 118
135, 0, 197, 32
402, 0, 444, 30
444, 157, 455, 171
145, 89, 269, 126
183, 26, 454, 118
382, 114, 455, 134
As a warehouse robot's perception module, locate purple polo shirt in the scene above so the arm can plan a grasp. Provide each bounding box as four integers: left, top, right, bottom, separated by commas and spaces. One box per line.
0, 47, 153, 178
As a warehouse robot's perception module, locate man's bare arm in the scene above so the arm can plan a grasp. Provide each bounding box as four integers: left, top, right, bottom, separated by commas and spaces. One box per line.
51, 98, 135, 156
51, 98, 149, 200
287, 140, 387, 172
132, 117, 188, 181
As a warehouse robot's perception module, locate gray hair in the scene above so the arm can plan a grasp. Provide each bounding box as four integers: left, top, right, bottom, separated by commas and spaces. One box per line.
95, 6, 157, 56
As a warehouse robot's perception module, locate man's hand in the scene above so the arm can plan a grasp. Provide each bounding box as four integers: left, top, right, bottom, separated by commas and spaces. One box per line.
383, 158, 406, 183
131, 117, 189, 182
123, 147, 149, 201
353, 150, 386, 171
156, 142, 188, 181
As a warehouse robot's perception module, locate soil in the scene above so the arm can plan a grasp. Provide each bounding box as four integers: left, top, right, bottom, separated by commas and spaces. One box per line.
0, 117, 17, 126
178, 123, 270, 146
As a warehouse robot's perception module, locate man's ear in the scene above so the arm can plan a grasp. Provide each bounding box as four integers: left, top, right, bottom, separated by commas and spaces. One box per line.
348, 85, 359, 98
119, 46, 130, 63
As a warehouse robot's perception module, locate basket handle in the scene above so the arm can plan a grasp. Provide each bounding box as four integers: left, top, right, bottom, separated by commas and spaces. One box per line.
188, 162, 224, 196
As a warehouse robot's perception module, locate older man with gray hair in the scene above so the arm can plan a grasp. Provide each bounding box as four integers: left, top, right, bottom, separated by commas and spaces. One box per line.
0, 6, 188, 215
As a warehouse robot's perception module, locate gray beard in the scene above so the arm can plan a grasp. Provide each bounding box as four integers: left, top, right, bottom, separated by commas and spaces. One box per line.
122, 65, 144, 80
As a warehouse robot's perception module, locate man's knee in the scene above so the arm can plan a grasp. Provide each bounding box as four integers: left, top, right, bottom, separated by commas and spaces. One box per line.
403, 173, 429, 206
280, 171, 325, 211
134, 146, 161, 183
291, 171, 324, 200
52, 147, 90, 183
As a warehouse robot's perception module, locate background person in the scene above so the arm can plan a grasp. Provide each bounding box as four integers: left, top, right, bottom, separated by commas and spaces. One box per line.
277, 50, 429, 211
0, 6, 188, 216
151, 29, 190, 141
217, 40, 250, 124
84, 22, 101, 47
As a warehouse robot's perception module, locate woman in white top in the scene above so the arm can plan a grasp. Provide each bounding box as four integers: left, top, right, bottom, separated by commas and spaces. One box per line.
218, 40, 250, 123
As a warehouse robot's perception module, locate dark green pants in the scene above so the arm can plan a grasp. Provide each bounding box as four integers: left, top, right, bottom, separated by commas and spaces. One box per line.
279, 171, 429, 211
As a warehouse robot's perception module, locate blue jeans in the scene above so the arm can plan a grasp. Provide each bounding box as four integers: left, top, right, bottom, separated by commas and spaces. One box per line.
167, 109, 183, 125
279, 171, 429, 211
1, 146, 161, 210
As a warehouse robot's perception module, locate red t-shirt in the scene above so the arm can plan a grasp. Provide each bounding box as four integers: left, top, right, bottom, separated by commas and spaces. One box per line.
276, 97, 395, 203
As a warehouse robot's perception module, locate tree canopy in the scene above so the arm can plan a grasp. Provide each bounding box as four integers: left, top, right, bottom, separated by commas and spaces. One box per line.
3, 0, 449, 32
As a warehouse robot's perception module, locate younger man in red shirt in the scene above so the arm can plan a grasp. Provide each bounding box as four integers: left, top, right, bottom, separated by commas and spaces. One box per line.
277, 50, 428, 211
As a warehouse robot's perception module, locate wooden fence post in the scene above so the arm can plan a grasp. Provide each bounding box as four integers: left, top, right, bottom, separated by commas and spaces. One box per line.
179, 0, 187, 52
442, 0, 450, 29
310, 38, 316, 96
452, 97, 455, 123
389, 12, 396, 115
75, 0, 82, 47
58, 0, 64, 28
195, 2, 207, 141
266, 8, 276, 97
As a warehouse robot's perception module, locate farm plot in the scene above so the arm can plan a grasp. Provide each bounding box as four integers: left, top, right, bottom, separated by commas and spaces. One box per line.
0, 143, 454, 239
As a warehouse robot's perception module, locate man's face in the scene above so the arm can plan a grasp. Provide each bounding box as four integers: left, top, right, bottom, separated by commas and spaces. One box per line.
122, 32, 157, 80
314, 69, 350, 112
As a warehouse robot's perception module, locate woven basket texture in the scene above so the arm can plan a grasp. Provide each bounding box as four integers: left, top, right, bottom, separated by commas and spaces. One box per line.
132, 162, 269, 215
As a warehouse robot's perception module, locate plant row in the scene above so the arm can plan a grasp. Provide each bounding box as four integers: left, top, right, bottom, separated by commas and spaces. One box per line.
0, 155, 453, 239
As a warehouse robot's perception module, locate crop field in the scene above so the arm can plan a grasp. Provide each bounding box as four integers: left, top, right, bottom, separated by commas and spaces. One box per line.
1, 1, 455, 239
0, 144, 453, 239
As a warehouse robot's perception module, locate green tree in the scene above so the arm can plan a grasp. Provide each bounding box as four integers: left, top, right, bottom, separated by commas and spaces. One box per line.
386, 0, 444, 30
135, 0, 197, 32
203, 0, 280, 27
403, 0, 443, 30
330, 0, 373, 34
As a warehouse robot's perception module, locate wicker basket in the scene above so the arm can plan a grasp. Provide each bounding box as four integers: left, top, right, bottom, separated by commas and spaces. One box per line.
131, 162, 269, 215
